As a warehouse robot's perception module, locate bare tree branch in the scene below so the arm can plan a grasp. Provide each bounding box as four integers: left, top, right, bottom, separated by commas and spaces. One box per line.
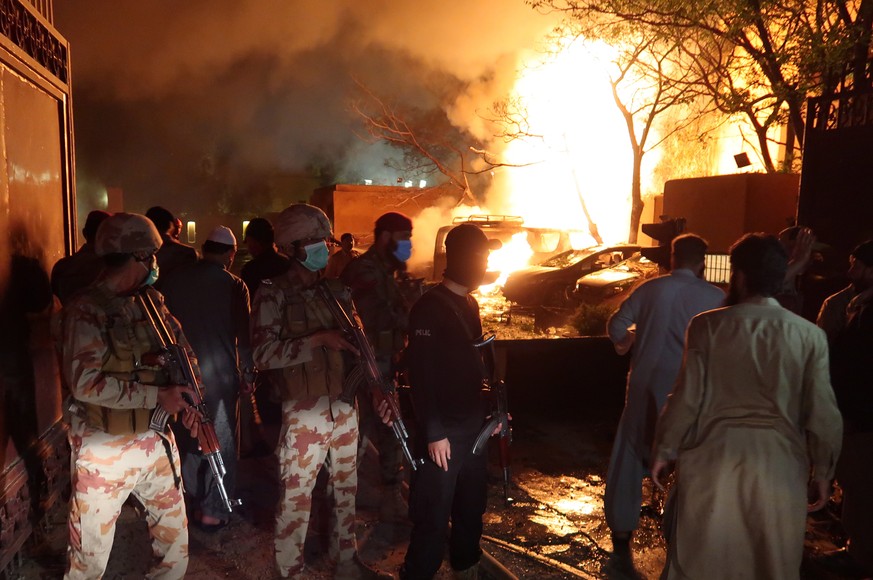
351, 77, 537, 207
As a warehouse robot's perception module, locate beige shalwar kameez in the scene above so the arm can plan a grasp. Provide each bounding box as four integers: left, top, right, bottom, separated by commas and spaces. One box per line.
654, 298, 842, 580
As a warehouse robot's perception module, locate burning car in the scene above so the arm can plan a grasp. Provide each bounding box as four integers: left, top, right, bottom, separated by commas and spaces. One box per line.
501, 244, 640, 307
431, 215, 582, 283
573, 252, 659, 306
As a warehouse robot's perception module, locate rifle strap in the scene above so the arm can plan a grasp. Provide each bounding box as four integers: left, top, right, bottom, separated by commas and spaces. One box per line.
160, 434, 182, 489
429, 287, 491, 382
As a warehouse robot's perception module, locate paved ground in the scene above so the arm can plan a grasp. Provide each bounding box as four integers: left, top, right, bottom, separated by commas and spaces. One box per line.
3, 315, 859, 580
8, 396, 858, 579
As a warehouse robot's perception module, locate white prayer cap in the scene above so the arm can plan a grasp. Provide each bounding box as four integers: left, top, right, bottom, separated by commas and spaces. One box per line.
207, 225, 237, 246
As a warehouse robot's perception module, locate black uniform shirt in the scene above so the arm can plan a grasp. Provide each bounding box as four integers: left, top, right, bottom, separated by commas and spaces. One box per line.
241, 247, 293, 297
407, 284, 487, 444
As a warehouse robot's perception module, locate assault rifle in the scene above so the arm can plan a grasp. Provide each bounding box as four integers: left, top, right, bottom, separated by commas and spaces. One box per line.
471, 343, 513, 506
316, 280, 422, 471
136, 289, 242, 513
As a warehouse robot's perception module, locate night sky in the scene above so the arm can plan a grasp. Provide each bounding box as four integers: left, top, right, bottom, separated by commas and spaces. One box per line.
53, 1, 559, 216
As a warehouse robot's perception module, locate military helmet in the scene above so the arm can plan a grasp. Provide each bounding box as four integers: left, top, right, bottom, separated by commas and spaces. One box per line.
274, 203, 332, 250
94, 212, 163, 256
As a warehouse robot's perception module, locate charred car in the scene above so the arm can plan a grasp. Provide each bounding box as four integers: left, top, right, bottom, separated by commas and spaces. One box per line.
573, 252, 659, 306
502, 244, 640, 307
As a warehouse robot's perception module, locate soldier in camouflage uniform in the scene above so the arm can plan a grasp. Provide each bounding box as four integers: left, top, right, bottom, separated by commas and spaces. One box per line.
341, 212, 414, 518
251, 203, 391, 580
58, 213, 200, 580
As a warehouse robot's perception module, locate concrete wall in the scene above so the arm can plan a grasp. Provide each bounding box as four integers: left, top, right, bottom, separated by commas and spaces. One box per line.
663, 173, 800, 253
311, 183, 458, 246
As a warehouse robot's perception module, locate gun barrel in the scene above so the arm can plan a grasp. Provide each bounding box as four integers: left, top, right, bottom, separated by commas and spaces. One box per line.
400, 438, 424, 470
206, 451, 241, 512
137, 290, 242, 513
317, 281, 423, 471
502, 466, 514, 506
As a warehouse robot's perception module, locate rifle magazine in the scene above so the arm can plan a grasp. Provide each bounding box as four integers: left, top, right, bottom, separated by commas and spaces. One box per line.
149, 406, 170, 432
472, 416, 500, 456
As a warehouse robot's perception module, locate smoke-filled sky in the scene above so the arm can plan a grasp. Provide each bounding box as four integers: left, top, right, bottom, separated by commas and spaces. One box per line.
54, 1, 560, 215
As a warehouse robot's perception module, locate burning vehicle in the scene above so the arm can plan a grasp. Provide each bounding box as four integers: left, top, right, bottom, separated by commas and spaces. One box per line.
573, 252, 659, 306
431, 215, 581, 283
502, 244, 641, 308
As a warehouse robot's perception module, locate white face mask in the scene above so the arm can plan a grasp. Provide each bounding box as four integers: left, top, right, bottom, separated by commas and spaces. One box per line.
299, 240, 330, 271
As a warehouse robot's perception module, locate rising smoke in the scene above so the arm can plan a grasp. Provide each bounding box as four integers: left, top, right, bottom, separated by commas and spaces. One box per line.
55, 1, 559, 218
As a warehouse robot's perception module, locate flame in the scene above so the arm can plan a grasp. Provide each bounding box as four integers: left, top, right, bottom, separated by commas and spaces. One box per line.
474, 34, 771, 290
472, 38, 645, 289
491, 38, 640, 246
480, 232, 534, 294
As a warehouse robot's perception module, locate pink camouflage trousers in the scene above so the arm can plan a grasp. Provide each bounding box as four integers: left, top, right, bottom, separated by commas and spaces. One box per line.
275, 395, 358, 577
65, 417, 188, 580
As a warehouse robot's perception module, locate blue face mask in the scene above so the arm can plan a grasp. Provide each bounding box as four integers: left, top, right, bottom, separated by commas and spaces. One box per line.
140, 255, 159, 287
299, 240, 330, 271
393, 239, 412, 263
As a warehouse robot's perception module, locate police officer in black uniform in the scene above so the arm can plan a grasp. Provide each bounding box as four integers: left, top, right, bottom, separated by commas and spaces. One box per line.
400, 223, 502, 580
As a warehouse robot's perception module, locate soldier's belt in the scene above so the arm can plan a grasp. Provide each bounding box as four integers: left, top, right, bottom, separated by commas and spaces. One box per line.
80, 402, 153, 435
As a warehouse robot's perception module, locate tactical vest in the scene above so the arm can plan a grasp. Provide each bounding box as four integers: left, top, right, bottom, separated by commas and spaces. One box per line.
75, 285, 167, 435
272, 276, 347, 402
353, 251, 408, 360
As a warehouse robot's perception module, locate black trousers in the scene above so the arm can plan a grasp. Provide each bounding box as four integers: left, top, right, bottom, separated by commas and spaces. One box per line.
401, 433, 488, 579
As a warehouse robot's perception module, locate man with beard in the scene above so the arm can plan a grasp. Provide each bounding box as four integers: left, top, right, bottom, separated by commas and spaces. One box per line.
816, 240, 873, 576
250, 203, 391, 579
604, 234, 724, 572
399, 223, 502, 580
58, 213, 199, 579
652, 233, 842, 579
342, 212, 413, 519
162, 225, 255, 531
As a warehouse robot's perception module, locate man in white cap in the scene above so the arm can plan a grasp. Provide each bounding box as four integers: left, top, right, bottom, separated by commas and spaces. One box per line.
162, 225, 256, 530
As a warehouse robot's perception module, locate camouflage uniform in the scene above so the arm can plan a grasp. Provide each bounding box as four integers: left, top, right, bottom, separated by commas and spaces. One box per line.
341, 247, 409, 484
58, 213, 195, 579
60, 282, 194, 579
252, 269, 359, 577
342, 247, 409, 368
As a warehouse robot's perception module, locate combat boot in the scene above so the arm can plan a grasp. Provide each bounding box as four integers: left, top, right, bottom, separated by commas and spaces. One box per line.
335, 553, 394, 580
379, 482, 408, 523
452, 562, 479, 579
